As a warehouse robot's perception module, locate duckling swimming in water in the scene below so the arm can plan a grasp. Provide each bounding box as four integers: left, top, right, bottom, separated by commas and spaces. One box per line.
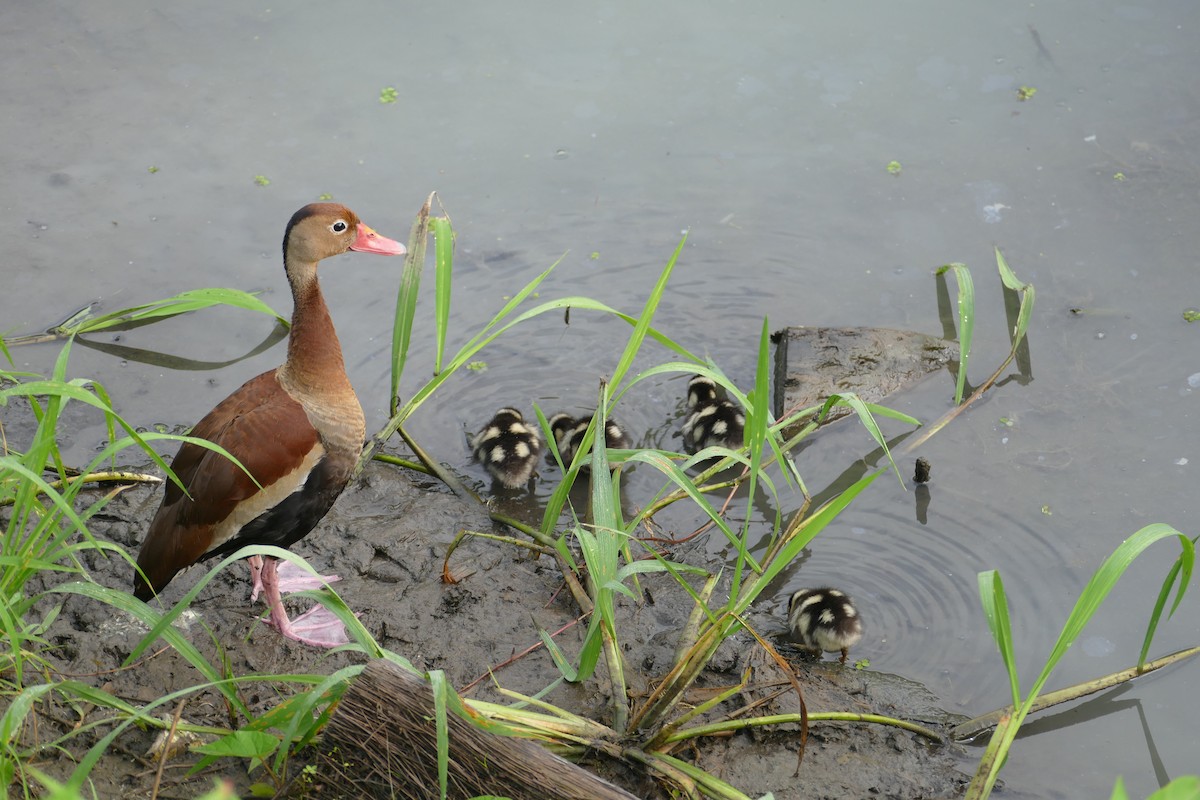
471, 407, 542, 489
547, 412, 631, 469
682, 375, 746, 453
787, 587, 864, 664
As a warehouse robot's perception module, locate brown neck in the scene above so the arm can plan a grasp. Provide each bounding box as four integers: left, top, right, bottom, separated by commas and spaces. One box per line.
279, 262, 350, 393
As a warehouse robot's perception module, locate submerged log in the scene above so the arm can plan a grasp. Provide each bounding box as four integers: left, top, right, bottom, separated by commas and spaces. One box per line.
772, 326, 957, 437
315, 659, 638, 800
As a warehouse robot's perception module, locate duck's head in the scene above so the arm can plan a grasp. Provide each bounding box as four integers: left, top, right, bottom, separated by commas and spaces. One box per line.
687, 375, 719, 409
283, 203, 406, 265
547, 413, 579, 448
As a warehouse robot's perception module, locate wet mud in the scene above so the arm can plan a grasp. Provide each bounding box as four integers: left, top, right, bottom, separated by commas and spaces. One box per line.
21, 462, 970, 798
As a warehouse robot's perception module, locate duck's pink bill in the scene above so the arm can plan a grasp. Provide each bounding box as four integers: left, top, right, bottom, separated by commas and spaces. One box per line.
351, 223, 406, 256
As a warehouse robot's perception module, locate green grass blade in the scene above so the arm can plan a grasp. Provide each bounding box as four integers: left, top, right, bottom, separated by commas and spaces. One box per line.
607, 232, 686, 389
390, 195, 432, 416
730, 320, 773, 599
431, 216, 454, 374
977, 570, 1020, 706
969, 524, 1192, 799
1137, 537, 1195, 668
935, 262, 975, 404
537, 625, 581, 682
70, 288, 286, 334
428, 669, 452, 800
995, 247, 1035, 344
1029, 525, 1192, 700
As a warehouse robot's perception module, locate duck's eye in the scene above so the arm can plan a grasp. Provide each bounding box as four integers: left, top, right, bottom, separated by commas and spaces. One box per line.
331, 220, 348, 233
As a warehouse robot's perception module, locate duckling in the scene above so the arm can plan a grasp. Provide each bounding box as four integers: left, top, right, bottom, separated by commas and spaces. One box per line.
787, 587, 863, 664
471, 407, 542, 489
682, 375, 746, 453
547, 412, 631, 469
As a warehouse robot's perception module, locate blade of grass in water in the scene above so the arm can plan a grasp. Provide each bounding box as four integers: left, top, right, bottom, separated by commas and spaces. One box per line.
431, 215, 454, 375
729, 320, 772, 600
995, 247, 1034, 344
607, 232, 686, 389
968, 524, 1193, 799
5, 289, 286, 346
390, 193, 432, 417
935, 262, 975, 405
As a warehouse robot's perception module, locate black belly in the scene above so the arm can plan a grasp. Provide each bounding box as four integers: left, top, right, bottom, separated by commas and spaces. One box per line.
203, 456, 349, 561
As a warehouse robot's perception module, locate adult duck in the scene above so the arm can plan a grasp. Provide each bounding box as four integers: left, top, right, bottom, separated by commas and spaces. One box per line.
133, 202, 405, 647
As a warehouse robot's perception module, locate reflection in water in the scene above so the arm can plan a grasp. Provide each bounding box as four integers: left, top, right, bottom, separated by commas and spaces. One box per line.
75, 324, 288, 370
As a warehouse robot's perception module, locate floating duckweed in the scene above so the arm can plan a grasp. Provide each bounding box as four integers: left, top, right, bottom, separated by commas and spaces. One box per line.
253, 175, 270, 187
147, 166, 159, 174
1113, 172, 1126, 181
1017, 85, 1037, 101
467, 361, 488, 371
379, 86, 398, 104
886, 160, 902, 175
318, 193, 333, 201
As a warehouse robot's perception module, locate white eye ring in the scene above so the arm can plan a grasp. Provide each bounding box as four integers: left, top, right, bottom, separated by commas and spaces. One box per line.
331, 220, 348, 233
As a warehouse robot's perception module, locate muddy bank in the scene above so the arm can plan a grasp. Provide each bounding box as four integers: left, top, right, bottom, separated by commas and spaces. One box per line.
23, 461, 970, 798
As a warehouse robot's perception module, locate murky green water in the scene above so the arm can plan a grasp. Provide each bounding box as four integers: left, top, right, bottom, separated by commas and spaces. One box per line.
4, 1, 1199, 795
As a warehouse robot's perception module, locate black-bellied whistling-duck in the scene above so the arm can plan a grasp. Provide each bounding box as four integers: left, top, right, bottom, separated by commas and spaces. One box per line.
133, 202, 405, 647
547, 412, 631, 469
681, 374, 746, 453
470, 407, 542, 489
787, 587, 864, 664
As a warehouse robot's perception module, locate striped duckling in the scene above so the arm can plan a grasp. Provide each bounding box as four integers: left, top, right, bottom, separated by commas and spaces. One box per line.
682, 375, 746, 453
547, 412, 631, 469
471, 407, 542, 489
787, 587, 864, 664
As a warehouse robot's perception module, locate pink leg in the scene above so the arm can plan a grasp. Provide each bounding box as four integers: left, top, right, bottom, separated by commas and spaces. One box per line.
247, 555, 265, 602
258, 558, 350, 647
248, 556, 339, 602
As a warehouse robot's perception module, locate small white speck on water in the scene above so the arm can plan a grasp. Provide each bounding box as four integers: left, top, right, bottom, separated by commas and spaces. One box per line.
1175, 457, 1188, 466
1186, 372, 1200, 389
1095, 332, 1106, 339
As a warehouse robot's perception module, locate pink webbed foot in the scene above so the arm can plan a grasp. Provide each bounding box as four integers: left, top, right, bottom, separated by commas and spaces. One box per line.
268, 602, 351, 647
257, 557, 351, 648
273, 559, 342, 594
248, 556, 340, 602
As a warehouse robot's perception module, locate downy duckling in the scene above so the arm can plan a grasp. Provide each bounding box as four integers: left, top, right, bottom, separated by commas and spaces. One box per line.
471, 408, 542, 489
547, 412, 631, 469
682, 375, 746, 453
787, 587, 863, 664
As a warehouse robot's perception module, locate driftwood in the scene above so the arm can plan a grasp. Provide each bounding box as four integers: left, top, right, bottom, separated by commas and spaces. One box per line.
315, 659, 638, 800
772, 326, 957, 436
